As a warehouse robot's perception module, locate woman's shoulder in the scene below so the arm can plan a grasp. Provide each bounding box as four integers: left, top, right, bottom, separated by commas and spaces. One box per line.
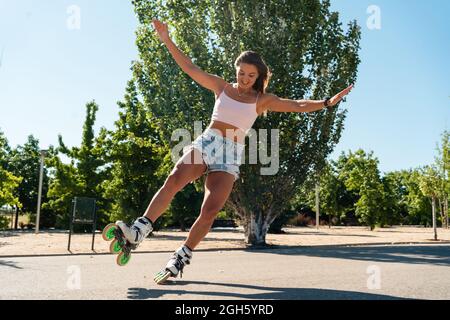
258, 92, 277, 105
214, 81, 230, 98
256, 92, 279, 115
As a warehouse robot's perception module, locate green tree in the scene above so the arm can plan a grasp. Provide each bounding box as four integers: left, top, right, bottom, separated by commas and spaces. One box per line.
403, 169, 432, 226
45, 152, 82, 229
0, 129, 11, 169
0, 165, 22, 231
132, 0, 360, 245
7, 136, 56, 227
0, 130, 22, 229
419, 165, 441, 240
336, 149, 385, 230
288, 161, 348, 228
0, 169, 22, 210
316, 161, 348, 226
45, 101, 109, 229
100, 80, 167, 226
380, 171, 408, 226
434, 130, 449, 228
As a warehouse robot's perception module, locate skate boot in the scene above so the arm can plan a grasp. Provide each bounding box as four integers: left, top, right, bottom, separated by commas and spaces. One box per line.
154, 245, 193, 284
102, 216, 153, 266
116, 216, 153, 245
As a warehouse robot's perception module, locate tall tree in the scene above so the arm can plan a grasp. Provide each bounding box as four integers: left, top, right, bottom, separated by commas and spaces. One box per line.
0, 129, 21, 205
315, 161, 348, 226
45, 150, 82, 228
419, 165, 441, 240
381, 171, 408, 226
434, 131, 449, 228
8, 136, 55, 227
45, 101, 109, 229
0, 129, 11, 169
336, 149, 385, 230
8, 136, 49, 212
101, 80, 166, 225
0, 168, 21, 209
292, 160, 350, 228
0, 130, 22, 229
132, 0, 360, 244
404, 169, 432, 226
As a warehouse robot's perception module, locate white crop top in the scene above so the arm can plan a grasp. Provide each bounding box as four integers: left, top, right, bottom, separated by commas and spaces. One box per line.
211, 84, 259, 135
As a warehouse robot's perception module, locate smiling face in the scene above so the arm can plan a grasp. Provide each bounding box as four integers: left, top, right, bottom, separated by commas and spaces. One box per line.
236, 63, 259, 91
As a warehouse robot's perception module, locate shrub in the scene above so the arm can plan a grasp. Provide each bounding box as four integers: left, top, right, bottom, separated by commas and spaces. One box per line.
0, 216, 10, 230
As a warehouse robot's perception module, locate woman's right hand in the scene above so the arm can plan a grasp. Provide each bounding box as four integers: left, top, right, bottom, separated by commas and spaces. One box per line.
152, 19, 170, 42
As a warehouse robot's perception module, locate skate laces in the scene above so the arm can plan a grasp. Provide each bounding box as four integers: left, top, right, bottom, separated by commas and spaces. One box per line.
175, 253, 184, 278
131, 217, 153, 240
172, 252, 190, 278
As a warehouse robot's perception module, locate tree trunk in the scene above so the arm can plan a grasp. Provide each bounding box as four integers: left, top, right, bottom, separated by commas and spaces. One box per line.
438, 198, 445, 228
244, 210, 275, 246
445, 197, 449, 229
179, 219, 186, 232
432, 197, 438, 240
14, 206, 19, 230
315, 182, 320, 229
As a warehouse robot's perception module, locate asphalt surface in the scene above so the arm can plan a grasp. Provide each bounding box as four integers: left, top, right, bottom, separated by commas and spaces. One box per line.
1, 244, 450, 300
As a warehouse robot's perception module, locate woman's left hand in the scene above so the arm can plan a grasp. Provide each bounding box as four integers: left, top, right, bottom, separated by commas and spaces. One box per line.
328, 84, 354, 107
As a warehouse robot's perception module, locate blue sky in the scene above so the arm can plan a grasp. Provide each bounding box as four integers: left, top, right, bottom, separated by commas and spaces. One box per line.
0, 0, 449, 174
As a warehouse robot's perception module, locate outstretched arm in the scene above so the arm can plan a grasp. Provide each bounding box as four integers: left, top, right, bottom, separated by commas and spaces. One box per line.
264, 84, 354, 113
152, 20, 225, 94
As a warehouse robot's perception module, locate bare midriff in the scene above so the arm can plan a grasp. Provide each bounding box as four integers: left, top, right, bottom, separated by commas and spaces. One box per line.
207, 120, 246, 144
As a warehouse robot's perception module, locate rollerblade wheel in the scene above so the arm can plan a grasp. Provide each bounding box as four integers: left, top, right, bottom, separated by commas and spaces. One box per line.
102, 223, 117, 241
154, 270, 172, 285
109, 239, 122, 254
116, 251, 131, 266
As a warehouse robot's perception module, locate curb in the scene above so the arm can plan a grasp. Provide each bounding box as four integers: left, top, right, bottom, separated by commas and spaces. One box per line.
1, 240, 449, 259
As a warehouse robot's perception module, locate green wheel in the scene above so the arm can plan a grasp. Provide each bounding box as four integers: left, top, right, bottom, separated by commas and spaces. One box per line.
154, 269, 172, 285
109, 239, 122, 254
116, 251, 131, 266
102, 223, 117, 241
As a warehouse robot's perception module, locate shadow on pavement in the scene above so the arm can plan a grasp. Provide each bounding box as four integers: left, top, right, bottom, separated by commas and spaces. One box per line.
0, 231, 19, 238
0, 259, 22, 269
152, 234, 242, 242
127, 280, 409, 300
243, 245, 450, 267
273, 231, 377, 237
0, 241, 11, 248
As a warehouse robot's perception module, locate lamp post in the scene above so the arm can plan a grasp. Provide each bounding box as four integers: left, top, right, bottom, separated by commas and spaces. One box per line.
315, 181, 320, 229
35, 149, 48, 234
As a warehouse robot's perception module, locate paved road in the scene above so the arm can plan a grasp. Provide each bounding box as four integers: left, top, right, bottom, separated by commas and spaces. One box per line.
1, 244, 449, 300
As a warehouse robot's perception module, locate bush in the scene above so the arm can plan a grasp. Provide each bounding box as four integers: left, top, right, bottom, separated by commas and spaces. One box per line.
26, 210, 57, 229
288, 213, 315, 227
212, 219, 237, 228
0, 215, 10, 230
216, 210, 230, 220
269, 209, 298, 233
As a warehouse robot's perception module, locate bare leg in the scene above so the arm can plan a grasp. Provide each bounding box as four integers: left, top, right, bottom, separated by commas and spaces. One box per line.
184, 171, 235, 250
144, 148, 207, 223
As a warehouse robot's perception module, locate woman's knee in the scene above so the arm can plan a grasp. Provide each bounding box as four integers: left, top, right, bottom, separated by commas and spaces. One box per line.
199, 206, 221, 224
162, 172, 185, 193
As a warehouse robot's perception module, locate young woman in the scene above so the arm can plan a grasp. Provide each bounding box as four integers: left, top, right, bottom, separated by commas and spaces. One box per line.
116, 20, 353, 284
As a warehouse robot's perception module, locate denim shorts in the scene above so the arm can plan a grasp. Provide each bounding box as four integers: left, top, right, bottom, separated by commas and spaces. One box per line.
182, 128, 245, 181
